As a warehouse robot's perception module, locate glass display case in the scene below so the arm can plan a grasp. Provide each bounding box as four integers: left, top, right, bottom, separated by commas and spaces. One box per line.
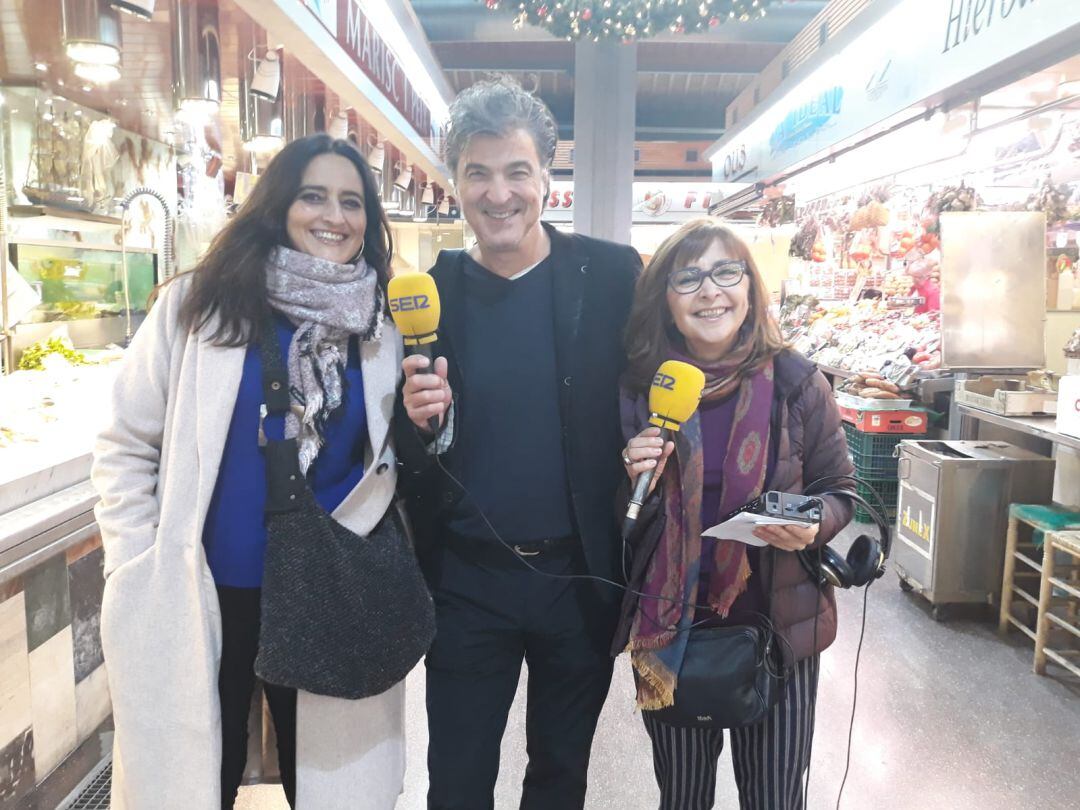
7, 240, 158, 359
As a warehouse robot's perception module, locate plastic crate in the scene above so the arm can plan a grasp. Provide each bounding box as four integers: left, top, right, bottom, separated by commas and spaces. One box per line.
855, 477, 899, 523
839, 406, 929, 434
842, 424, 906, 457
851, 447, 901, 477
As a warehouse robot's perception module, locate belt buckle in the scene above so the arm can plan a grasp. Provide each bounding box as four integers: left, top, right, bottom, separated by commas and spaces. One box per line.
513, 544, 541, 557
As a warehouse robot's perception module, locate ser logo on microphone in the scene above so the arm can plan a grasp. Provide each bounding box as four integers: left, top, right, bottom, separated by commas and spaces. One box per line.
652, 372, 677, 391
389, 294, 430, 313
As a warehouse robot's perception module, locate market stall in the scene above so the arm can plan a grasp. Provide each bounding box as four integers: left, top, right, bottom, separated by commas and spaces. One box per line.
702, 0, 1080, 598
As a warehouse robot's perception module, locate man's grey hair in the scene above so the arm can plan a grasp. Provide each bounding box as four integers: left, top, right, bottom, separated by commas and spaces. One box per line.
443, 75, 557, 177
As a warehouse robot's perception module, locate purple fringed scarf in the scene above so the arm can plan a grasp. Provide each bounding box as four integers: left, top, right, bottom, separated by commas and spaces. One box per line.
625, 355, 775, 711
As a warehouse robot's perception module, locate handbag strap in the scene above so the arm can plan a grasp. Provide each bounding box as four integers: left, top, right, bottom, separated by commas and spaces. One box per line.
256, 310, 306, 515
258, 309, 292, 416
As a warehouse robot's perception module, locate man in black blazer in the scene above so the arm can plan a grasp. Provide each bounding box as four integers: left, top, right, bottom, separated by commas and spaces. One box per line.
395, 76, 641, 810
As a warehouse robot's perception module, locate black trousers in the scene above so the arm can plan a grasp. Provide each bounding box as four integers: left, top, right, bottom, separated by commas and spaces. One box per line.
217, 585, 298, 810
424, 540, 616, 810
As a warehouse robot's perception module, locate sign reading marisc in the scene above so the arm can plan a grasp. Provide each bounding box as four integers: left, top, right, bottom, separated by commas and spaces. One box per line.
337, 0, 434, 143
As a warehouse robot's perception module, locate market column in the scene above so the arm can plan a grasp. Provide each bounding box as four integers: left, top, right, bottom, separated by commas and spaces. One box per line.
572, 40, 636, 243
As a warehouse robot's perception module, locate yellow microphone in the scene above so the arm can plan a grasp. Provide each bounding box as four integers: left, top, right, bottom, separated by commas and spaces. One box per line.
388, 272, 442, 432
623, 360, 706, 537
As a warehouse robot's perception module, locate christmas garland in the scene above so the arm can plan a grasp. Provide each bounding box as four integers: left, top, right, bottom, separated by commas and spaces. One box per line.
481, 0, 779, 41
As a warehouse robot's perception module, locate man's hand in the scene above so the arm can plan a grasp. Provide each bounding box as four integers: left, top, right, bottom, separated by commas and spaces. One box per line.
402, 355, 452, 435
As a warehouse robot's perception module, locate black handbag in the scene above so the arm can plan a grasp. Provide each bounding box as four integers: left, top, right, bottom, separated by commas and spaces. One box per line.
252, 316, 436, 700
645, 620, 787, 730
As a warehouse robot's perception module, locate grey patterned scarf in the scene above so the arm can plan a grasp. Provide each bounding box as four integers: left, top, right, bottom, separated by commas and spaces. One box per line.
265, 246, 384, 474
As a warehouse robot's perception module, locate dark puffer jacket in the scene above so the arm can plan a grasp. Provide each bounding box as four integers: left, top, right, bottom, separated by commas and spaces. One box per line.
612, 349, 855, 664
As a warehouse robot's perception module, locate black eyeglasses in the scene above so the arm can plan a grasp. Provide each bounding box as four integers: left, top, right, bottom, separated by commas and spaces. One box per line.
667, 260, 747, 294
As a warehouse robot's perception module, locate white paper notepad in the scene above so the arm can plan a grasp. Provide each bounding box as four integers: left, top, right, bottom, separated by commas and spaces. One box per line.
702, 512, 817, 547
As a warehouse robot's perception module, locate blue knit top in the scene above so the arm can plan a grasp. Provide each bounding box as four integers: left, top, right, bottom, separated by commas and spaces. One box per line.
202, 313, 368, 587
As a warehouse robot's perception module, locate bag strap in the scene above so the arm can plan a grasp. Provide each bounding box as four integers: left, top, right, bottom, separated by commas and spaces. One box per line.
258, 309, 292, 417
256, 309, 306, 515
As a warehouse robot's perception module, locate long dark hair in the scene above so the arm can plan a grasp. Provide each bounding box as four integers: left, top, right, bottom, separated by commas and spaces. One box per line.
623, 219, 785, 394
179, 134, 393, 346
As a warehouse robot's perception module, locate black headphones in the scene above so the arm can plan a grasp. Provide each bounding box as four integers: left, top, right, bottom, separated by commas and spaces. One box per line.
797, 478, 891, 590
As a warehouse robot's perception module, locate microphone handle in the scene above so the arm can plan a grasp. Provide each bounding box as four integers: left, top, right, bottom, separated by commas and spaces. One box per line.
408, 343, 442, 435
622, 427, 671, 540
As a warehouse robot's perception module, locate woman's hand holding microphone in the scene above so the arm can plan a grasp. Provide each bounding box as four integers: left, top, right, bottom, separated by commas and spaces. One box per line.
621, 427, 819, 551
622, 427, 675, 495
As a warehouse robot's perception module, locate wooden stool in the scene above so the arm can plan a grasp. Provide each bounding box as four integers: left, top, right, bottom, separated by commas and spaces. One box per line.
999, 504, 1080, 641
1034, 530, 1080, 678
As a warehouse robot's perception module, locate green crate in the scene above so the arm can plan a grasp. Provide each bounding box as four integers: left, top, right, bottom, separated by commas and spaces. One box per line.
851, 447, 901, 477
841, 423, 908, 458
854, 477, 899, 523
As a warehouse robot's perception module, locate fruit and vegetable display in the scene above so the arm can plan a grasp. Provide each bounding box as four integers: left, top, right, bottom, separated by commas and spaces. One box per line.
18, 336, 89, 371
780, 297, 942, 373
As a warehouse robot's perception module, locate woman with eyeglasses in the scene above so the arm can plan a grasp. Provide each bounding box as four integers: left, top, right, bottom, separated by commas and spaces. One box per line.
612, 220, 854, 809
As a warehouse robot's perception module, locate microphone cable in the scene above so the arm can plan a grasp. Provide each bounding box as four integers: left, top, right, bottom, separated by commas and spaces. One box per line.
430, 448, 800, 678
432, 451, 732, 623
803, 554, 820, 810
837, 579, 872, 810
431, 435, 881, 803
803, 556, 874, 810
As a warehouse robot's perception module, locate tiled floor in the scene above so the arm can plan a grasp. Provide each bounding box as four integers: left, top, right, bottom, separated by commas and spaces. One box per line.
236, 525, 1080, 809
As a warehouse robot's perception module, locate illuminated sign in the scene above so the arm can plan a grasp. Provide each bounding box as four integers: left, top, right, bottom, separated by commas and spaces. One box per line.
768, 86, 843, 156
339, 0, 433, 141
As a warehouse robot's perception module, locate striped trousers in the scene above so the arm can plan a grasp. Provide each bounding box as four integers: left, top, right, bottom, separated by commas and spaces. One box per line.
641, 655, 819, 810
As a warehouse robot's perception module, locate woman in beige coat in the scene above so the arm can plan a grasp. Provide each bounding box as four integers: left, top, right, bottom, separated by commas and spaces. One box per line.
92, 135, 417, 809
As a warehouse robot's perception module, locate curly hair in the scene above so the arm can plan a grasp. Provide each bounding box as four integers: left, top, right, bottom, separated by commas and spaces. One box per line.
443, 74, 557, 177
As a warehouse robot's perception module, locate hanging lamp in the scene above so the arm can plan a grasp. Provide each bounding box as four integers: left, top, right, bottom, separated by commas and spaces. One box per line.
63, 0, 122, 66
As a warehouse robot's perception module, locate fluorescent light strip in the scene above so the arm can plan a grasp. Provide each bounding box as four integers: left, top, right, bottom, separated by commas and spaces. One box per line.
359, 0, 449, 124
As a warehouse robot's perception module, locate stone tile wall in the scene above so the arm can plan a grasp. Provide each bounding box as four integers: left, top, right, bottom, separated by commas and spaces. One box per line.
0, 535, 110, 805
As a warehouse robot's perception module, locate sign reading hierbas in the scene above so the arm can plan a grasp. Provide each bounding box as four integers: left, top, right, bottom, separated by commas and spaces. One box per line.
943, 0, 1038, 53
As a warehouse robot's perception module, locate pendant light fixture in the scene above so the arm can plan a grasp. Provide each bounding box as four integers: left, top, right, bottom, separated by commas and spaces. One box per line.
240, 24, 283, 154
110, 0, 155, 20
74, 62, 121, 85
63, 0, 122, 67
393, 162, 413, 193
172, 0, 222, 114
327, 110, 350, 140
366, 134, 385, 174
250, 49, 281, 101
